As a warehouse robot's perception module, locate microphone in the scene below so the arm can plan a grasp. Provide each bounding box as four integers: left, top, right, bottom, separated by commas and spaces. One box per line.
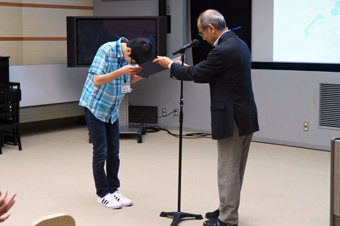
172, 39, 200, 55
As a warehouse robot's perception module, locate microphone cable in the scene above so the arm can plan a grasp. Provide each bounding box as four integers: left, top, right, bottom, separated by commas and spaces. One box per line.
144, 125, 211, 139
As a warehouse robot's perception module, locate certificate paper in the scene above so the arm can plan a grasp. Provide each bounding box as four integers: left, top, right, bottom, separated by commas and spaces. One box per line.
137, 60, 167, 78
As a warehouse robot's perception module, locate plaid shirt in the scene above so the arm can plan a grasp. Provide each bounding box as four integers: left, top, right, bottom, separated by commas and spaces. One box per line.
79, 38, 130, 124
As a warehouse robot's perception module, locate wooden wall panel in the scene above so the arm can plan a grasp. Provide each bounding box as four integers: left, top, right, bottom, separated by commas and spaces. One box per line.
22, 0, 92, 7
0, 6, 22, 37
22, 8, 92, 37
0, 42, 23, 65
23, 41, 66, 64
0, 0, 93, 65
0, 0, 21, 3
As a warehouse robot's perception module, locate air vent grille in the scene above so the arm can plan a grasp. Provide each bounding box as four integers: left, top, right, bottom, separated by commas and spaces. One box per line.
319, 83, 340, 129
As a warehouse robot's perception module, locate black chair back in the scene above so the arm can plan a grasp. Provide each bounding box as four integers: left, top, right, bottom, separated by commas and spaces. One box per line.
0, 82, 22, 154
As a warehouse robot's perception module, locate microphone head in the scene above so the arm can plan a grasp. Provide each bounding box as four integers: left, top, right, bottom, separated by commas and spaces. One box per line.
192, 39, 200, 47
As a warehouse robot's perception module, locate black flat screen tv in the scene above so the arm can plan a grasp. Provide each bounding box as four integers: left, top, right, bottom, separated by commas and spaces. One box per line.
67, 16, 167, 67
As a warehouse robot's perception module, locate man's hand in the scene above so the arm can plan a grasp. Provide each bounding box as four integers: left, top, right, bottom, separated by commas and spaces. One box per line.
0, 189, 16, 223
153, 56, 173, 68
154, 56, 190, 68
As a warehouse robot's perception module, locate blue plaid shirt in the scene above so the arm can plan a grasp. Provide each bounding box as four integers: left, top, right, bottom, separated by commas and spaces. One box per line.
79, 38, 130, 124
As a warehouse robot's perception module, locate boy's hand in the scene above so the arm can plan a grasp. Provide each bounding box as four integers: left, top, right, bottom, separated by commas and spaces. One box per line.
121, 65, 142, 76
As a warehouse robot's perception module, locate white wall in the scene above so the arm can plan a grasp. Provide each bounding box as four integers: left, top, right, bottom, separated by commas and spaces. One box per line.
10, 64, 88, 107
252, 69, 340, 150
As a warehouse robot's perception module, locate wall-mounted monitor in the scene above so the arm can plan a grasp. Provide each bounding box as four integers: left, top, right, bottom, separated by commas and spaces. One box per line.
67, 16, 167, 67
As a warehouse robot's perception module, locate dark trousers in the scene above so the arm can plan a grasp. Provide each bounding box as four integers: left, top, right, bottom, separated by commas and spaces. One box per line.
84, 107, 120, 197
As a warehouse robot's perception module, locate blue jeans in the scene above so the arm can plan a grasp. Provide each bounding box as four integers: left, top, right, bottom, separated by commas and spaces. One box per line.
84, 107, 120, 197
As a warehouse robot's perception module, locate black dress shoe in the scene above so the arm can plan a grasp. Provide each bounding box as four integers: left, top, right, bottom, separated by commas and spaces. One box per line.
205, 209, 219, 219
203, 218, 237, 226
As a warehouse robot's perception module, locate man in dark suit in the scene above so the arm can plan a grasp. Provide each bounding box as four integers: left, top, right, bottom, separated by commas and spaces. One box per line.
154, 9, 259, 226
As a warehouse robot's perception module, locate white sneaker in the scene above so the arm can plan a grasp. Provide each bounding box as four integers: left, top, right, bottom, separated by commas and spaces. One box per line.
97, 193, 122, 209
112, 190, 133, 207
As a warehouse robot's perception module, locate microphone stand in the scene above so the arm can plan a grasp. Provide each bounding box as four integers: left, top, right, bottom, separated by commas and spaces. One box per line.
160, 51, 203, 225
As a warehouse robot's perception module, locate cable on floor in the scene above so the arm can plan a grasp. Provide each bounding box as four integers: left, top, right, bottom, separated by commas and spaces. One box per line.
144, 125, 211, 139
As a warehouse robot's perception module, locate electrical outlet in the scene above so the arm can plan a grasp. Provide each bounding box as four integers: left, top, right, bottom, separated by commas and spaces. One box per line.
162, 108, 167, 117
303, 122, 309, 131
174, 108, 179, 116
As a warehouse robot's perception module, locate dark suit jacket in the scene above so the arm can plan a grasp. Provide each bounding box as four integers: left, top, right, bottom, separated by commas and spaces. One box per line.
170, 31, 259, 140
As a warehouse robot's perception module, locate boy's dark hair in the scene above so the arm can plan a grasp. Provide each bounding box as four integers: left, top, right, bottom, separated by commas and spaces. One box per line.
127, 37, 153, 64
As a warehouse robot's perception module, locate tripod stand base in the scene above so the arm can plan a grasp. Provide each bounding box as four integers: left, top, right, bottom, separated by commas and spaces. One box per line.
160, 211, 203, 226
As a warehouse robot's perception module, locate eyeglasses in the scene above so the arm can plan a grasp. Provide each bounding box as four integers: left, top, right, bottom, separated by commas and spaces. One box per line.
198, 27, 207, 37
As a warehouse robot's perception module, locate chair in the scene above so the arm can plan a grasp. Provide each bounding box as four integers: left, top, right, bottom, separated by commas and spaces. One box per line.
31, 213, 76, 226
0, 82, 22, 154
